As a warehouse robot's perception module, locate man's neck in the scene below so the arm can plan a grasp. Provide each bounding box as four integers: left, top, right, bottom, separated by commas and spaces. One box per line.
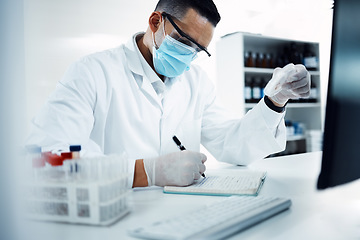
136, 33, 164, 81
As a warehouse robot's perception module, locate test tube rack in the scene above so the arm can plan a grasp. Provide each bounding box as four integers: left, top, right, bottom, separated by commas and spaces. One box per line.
24, 154, 131, 226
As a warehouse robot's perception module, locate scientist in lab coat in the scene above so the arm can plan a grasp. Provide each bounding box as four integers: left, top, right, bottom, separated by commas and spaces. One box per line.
26, 0, 311, 188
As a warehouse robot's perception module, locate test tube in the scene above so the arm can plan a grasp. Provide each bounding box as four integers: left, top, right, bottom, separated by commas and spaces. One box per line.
32, 156, 45, 181
25, 145, 42, 180
60, 145, 81, 181
45, 154, 66, 181
70, 145, 81, 159
61, 145, 81, 160
63, 159, 75, 181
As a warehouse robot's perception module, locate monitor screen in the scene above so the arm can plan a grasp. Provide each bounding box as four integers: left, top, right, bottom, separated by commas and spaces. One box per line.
317, 0, 360, 189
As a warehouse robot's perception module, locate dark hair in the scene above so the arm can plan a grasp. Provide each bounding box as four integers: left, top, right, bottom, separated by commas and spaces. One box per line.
155, 0, 221, 27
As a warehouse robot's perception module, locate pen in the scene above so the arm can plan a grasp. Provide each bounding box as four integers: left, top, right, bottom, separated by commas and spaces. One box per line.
172, 135, 206, 178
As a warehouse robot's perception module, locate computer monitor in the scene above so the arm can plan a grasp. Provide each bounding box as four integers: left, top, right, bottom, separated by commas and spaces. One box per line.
317, 0, 360, 189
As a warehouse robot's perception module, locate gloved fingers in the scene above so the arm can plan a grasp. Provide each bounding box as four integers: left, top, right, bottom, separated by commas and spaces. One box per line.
283, 76, 309, 90
284, 65, 309, 85
297, 92, 311, 98
293, 64, 308, 80
264, 80, 281, 97
200, 153, 207, 163
272, 67, 283, 77
282, 64, 298, 82
184, 151, 207, 163
282, 63, 296, 72
193, 172, 201, 180
265, 64, 297, 97
199, 163, 206, 174
292, 85, 310, 95
190, 151, 207, 164
273, 65, 297, 83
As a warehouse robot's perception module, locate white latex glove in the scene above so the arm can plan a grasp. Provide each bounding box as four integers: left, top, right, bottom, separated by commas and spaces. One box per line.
143, 151, 207, 187
264, 63, 311, 105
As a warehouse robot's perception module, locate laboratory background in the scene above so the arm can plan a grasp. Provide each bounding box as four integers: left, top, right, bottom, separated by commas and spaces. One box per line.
24, 0, 333, 161
4, 0, 357, 240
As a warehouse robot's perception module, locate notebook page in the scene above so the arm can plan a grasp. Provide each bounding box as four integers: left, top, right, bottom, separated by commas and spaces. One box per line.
164, 171, 266, 196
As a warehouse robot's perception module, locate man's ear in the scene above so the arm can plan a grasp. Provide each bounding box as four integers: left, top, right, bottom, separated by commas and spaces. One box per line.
148, 11, 163, 33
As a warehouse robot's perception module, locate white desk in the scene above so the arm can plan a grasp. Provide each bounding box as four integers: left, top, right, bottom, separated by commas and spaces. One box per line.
22, 152, 360, 240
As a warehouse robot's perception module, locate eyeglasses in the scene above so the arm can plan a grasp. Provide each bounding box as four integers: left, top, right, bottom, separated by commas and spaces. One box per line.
161, 12, 211, 57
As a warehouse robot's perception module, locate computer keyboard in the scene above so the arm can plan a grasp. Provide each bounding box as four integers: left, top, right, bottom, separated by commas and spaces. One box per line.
128, 196, 292, 240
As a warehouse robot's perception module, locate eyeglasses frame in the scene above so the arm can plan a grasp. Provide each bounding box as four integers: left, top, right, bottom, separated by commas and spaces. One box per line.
161, 12, 211, 57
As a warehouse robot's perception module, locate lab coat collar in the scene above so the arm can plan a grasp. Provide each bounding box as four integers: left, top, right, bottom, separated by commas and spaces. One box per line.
123, 32, 145, 77
123, 32, 165, 109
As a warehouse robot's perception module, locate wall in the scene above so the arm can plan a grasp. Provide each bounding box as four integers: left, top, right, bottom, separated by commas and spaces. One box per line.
24, 0, 333, 135
1, 0, 27, 239
24, 0, 158, 135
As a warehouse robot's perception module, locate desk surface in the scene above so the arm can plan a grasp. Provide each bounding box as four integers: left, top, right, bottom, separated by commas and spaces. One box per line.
22, 152, 360, 240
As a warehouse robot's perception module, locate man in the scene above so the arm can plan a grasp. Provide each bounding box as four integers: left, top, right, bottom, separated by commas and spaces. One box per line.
27, 0, 310, 188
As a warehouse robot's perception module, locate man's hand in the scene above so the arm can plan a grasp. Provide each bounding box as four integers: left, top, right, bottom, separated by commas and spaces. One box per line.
143, 151, 207, 187
265, 63, 311, 106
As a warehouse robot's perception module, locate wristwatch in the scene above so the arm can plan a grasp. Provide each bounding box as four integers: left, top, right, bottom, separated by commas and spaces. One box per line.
264, 95, 287, 113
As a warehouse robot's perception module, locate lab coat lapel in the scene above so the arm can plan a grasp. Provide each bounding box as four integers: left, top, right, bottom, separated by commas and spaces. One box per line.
162, 78, 184, 118
140, 76, 163, 110
162, 77, 191, 131
123, 35, 163, 110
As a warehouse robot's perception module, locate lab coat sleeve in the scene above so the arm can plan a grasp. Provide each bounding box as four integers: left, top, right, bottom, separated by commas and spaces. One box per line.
26, 60, 103, 157
26, 59, 136, 188
200, 77, 286, 165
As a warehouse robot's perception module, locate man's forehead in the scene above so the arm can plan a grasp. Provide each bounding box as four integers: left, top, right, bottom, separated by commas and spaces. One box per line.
177, 8, 210, 27
172, 8, 215, 47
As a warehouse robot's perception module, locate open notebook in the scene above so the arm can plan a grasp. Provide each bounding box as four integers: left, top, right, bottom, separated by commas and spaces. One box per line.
163, 171, 267, 196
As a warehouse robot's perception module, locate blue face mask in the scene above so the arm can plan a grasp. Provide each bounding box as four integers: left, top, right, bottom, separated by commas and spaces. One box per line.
153, 34, 197, 78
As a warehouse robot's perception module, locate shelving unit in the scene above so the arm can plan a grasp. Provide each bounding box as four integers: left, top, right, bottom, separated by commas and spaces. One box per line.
216, 32, 322, 155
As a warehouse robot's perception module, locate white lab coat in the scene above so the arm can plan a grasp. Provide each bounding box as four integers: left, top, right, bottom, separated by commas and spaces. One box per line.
27, 33, 286, 186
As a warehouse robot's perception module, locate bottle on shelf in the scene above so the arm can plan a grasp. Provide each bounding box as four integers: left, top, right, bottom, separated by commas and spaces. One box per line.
251, 77, 262, 103
303, 44, 319, 71
246, 52, 275, 68
261, 53, 268, 68
251, 52, 257, 67
283, 46, 291, 66
255, 53, 263, 68
244, 77, 252, 103
285, 120, 295, 137
245, 51, 255, 67
244, 51, 250, 67
260, 78, 266, 99
276, 52, 285, 68
286, 120, 306, 138
289, 42, 303, 65
265, 53, 274, 68
309, 81, 318, 103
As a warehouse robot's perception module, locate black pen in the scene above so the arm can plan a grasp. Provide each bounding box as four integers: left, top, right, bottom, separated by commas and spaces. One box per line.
172, 135, 206, 178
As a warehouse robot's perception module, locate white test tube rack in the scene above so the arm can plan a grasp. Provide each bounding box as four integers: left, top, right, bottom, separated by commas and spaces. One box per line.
24, 154, 131, 226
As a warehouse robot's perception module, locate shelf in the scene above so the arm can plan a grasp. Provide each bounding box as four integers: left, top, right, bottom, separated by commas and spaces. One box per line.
244, 67, 273, 74
287, 135, 306, 141
286, 103, 321, 108
245, 102, 321, 109
216, 32, 322, 156
309, 70, 320, 76
244, 67, 320, 76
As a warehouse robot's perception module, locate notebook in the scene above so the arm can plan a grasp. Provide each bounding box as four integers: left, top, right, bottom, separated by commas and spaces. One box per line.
163, 171, 267, 196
